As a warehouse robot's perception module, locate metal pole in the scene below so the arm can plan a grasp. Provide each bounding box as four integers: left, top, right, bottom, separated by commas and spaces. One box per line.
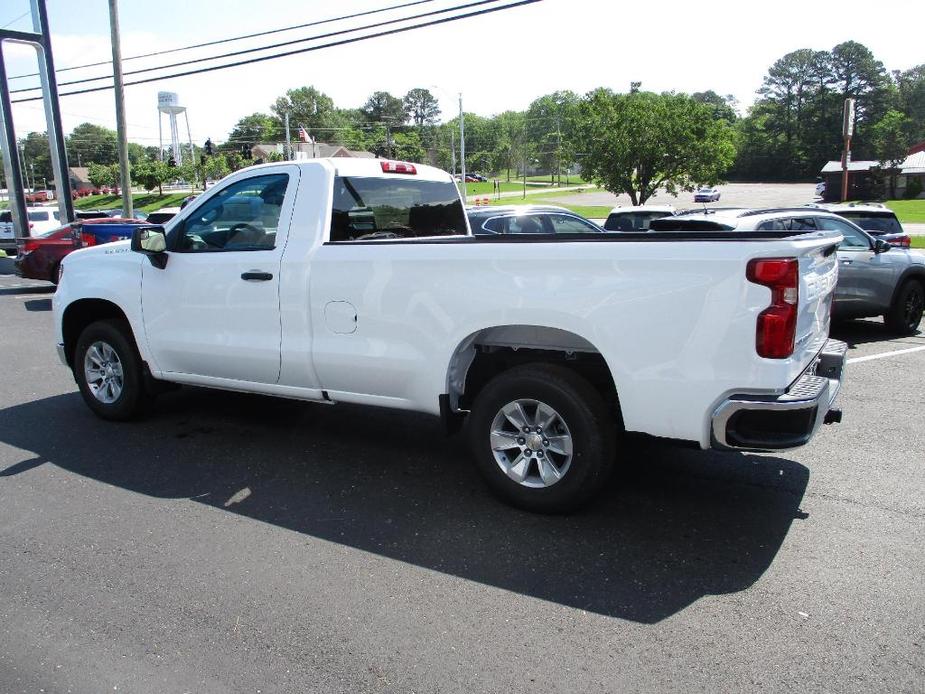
184, 110, 195, 190
108, 0, 132, 216
522, 119, 527, 199
450, 128, 455, 177
284, 112, 291, 161
158, 114, 163, 161
458, 93, 466, 200
0, 43, 28, 238
31, 0, 73, 222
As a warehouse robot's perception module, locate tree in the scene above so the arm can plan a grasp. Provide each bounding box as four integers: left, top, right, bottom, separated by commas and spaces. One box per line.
132, 160, 172, 195
19, 131, 52, 188
271, 86, 336, 139
66, 122, 118, 166
226, 112, 283, 150
692, 91, 739, 124
87, 162, 117, 189
527, 91, 580, 183
361, 91, 407, 126
403, 88, 440, 127
391, 131, 426, 163
893, 64, 925, 141
871, 110, 913, 197
574, 89, 736, 205
204, 154, 230, 182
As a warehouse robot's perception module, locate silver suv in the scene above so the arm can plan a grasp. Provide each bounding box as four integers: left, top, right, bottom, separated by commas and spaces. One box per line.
811, 202, 910, 248
651, 208, 925, 334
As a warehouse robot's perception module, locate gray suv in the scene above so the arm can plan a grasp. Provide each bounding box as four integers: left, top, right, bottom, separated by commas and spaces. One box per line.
651, 208, 925, 334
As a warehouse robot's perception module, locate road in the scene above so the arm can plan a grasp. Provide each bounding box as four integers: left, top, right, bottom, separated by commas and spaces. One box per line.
0, 269, 923, 693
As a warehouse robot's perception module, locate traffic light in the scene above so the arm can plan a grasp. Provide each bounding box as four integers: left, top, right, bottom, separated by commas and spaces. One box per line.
167, 156, 177, 167
241, 144, 251, 159
204, 138, 213, 156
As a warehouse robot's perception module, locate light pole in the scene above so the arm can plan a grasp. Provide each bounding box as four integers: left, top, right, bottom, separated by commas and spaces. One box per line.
430, 85, 466, 199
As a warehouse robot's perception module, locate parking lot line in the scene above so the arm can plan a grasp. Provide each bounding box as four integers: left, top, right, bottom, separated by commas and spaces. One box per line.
847, 345, 925, 364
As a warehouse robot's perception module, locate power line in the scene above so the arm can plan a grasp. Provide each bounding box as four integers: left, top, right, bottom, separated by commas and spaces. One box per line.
12, 0, 540, 104
1, 10, 31, 29
7, 0, 437, 82
11, 0, 508, 94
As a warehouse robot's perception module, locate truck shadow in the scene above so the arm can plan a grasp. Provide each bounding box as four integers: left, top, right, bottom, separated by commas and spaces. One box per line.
0, 389, 810, 624
831, 318, 922, 348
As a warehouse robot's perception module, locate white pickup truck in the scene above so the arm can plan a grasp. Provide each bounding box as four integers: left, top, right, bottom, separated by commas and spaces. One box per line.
52, 158, 847, 511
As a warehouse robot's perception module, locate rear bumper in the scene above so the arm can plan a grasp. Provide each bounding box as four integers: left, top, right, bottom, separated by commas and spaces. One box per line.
711, 339, 847, 451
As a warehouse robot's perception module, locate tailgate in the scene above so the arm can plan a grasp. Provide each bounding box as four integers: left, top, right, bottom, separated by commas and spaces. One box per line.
794, 237, 839, 367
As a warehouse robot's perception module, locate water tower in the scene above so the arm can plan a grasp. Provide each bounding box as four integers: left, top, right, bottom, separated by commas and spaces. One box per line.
157, 91, 193, 165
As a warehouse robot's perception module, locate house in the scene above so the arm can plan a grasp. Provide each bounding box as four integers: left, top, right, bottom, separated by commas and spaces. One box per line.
68, 167, 94, 193
820, 143, 925, 201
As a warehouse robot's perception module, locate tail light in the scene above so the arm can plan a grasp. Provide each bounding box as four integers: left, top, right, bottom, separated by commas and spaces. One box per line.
19, 239, 41, 253
890, 235, 910, 248
747, 257, 799, 359
80, 232, 97, 247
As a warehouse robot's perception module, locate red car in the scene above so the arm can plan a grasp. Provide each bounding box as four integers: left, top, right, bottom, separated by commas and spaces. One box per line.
14, 218, 146, 284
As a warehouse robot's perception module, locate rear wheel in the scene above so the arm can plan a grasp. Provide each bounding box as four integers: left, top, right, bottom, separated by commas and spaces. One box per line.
467, 363, 616, 513
73, 319, 147, 420
885, 280, 924, 335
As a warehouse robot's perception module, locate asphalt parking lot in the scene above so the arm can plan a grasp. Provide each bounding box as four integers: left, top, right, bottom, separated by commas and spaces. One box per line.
0, 267, 923, 692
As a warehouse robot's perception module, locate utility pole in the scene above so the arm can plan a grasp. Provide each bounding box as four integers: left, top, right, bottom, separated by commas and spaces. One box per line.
556, 115, 561, 187
450, 128, 456, 178
840, 97, 855, 203
522, 119, 527, 199
458, 93, 466, 200
108, 0, 132, 216
284, 112, 291, 161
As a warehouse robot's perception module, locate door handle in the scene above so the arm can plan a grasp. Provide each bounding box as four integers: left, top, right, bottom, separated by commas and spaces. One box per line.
241, 271, 273, 281
840, 259, 853, 265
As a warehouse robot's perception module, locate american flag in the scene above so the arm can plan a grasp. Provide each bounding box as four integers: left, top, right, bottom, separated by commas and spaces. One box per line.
298, 126, 312, 143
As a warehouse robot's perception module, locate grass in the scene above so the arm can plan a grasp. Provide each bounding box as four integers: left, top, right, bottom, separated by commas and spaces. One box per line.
909, 236, 925, 249
73, 192, 191, 212
884, 200, 925, 224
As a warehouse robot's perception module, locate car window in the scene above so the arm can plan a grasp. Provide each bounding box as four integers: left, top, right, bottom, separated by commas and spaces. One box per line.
835, 212, 902, 234
482, 217, 506, 234
506, 214, 548, 234
178, 174, 288, 252
815, 216, 871, 249
604, 211, 669, 231
547, 214, 601, 234
330, 176, 467, 241
28, 211, 50, 221
0, 212, 11, 223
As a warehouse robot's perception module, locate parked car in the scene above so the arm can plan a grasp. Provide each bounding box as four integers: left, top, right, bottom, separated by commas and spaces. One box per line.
814, 202, 910, 248
143, 207, 181, 225
53, 158, 847, 512
466, 205, 605, 235
815, 179, 826, 198
693, 186, 721, 203
104, 208, 149, 220
74, 210, 112, 221
0, 207, 63, 252
650, 207, 925, 334
24, 190, 51, 203
603, 205, 675, 231
14, 218, 147, 284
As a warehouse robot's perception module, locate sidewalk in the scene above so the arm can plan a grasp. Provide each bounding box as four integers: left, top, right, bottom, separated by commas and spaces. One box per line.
904, 223, 924, 236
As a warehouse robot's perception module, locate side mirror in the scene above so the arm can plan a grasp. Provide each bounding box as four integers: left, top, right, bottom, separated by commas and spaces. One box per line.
131, 226, 168, 269
873, 238, 891, 254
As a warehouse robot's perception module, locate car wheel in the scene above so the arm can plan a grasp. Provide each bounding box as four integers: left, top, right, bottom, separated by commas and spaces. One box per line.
885, 280, 924, 335
73, 319, 147, 420
467, 363, 616, 513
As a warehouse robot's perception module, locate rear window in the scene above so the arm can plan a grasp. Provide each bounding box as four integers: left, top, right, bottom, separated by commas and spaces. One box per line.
28, 211, 50, 221
604, 211, 672, 231
330, 176, 467, 242
0, 211, 10, 223
648, 218, 734, 232
835, 212, 902, 234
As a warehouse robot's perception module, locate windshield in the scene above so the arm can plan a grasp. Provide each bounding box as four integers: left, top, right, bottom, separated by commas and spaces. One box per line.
330, 176, 467, 241
836, 212, 902, 234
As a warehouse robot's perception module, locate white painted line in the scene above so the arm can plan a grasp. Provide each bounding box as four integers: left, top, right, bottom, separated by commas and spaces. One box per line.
847, 345, 925, 364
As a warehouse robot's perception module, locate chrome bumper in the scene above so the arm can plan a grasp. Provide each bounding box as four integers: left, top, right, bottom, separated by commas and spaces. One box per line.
711, 339, 847, 451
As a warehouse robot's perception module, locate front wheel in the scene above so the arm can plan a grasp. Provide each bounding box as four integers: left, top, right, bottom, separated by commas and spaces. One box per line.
885, 280, 924, 335
74, 319, 147, 420
467, 363, 616, 513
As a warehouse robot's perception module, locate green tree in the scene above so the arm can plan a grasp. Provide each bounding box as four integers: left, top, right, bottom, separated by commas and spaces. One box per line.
132, 160, 172, 195
271, 86, 336, 139
66, 122, 118, 166
526, 91, 580, 183
204, 154, 230, 182
19, 131, 52, 188
574, 89, 736, 204
226, 112, 283, 150
871, 110, 913, 197
403, 88, 440, 127
893, 64, 925, 141
392, 131, 426, 163
361, 91, 407, 126
692, 91, 739, 124
87, 161, 117, 189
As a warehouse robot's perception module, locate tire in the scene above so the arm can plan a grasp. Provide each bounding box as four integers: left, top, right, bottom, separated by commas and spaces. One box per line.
885, 280, 924, 335
73, 319, 147, 421
466, 363, 616, 513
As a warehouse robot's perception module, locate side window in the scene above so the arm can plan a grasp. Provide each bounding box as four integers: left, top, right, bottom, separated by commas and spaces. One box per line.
177, 173, 288, 252
816, 216, 871, 249
548, 214, 601, 234
482, 218, 506, 234
507, 215, 547, 234
757, 219, 787, 231
788, 217, 818, 230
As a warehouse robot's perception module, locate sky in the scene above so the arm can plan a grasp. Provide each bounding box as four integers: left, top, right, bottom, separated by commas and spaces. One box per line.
2, 0, 923, 149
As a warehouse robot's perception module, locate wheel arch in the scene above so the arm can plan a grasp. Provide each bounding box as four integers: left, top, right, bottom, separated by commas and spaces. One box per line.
445, 324, 623, 428
61, 298, 132, 368
888, 267, 925, 308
